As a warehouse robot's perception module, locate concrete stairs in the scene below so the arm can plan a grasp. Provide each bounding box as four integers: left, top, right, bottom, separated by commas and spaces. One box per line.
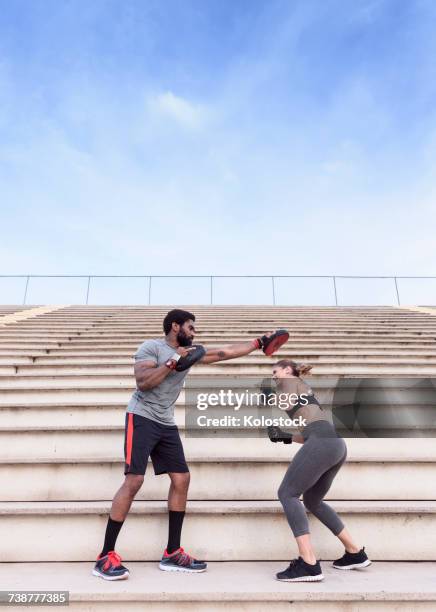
0, 305, 436, 610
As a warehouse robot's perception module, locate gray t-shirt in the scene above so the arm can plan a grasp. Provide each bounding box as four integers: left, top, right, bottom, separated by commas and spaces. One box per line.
126, 338, 190, 426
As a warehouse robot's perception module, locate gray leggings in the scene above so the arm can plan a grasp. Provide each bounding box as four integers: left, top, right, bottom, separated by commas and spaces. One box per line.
278, 420, 347, 538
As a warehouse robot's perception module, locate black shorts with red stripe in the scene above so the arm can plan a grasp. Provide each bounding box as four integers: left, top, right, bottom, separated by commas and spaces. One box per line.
124, 412, 189, 476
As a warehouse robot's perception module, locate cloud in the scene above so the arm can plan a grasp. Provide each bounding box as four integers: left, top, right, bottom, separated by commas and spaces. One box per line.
147, 91, 207, 129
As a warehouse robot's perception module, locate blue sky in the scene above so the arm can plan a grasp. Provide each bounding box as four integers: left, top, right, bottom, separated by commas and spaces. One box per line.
1, 0, 436, 303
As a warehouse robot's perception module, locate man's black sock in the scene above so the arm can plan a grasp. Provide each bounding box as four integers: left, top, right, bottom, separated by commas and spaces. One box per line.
100, 516, 124, 557
167, 510, 185, 554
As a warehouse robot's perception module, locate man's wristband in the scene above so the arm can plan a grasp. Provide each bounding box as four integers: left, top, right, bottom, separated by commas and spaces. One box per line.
165, 353, 181, 370
252, 338, 262, 350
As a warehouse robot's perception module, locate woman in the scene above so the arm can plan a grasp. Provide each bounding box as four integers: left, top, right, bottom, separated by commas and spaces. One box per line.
270, 359, 371, 582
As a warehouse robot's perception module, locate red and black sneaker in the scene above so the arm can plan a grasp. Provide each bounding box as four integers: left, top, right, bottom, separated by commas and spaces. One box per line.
92, 550, 130, 581
159, 547, 207, 573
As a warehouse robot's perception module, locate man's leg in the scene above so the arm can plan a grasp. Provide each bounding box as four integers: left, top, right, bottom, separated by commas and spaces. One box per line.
93, 474, 144, 581
100, 474, 144, 556
153, 427, 207, 572
93, 413, 155, 580
167, 471, 190, 553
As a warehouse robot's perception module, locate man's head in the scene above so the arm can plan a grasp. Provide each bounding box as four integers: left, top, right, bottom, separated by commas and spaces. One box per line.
163, 309, 196, 347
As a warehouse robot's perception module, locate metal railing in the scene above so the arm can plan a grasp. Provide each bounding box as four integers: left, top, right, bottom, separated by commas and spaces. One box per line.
1, 275, 436, 306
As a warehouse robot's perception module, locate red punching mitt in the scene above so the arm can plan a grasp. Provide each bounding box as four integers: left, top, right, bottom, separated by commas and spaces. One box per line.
255, 329, 289, 356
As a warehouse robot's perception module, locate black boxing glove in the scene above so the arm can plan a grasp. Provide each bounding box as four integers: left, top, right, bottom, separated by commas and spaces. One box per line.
175, 345, 206, 371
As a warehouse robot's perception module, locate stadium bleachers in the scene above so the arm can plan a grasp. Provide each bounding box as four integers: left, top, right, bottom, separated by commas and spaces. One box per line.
0, 305, 435, 610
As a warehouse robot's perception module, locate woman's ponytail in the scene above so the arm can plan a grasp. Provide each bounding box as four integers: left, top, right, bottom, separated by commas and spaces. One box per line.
295, 363, 313, 376
275, 359, 313, 377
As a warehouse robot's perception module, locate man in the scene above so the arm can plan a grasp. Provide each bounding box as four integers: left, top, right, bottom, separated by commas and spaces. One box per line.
93, 308, 285, 580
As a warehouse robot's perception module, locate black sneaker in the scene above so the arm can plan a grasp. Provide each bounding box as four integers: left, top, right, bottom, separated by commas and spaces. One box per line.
159, 547, 207, 573
267, 426, 293, 444
333, 547, 371, 570
92, 550, 130, 580
276, 557, 324, 582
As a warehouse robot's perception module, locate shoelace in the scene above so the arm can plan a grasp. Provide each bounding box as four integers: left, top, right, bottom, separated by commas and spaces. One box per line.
174, 547, 194, 567
106, 551, 123, 569
287, 558, 298, 569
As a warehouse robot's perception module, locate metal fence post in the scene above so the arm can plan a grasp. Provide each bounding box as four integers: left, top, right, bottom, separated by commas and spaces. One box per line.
394, 277, 401, 306
210, 276, 213, 305
85, 276, 91, 305
271, 276, 276, 305
23, 276, 30, 305
148, 277, 152, 305
332, 276, 338, 306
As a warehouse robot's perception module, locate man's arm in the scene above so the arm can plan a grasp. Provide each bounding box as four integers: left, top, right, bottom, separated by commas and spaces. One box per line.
134, 346, 194, 390
199, 340, 257, 365
198, 329, 288, 365
134, 360, 173, 391
198, 330, 279, 365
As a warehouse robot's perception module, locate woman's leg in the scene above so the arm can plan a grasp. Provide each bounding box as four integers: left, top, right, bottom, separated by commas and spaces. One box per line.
279, 436, 349, 563
278, 440, 333, 564
302, 442, 365, 558
294, 534, 317, 565
336, 527, 361, 553
277, 446, 316, 540
302, 446, 347, 537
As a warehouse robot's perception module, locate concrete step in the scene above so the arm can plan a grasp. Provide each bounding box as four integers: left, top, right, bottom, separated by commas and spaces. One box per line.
1, 376, 435, 403
4, 322, 436, 332
6, 312, 434, 319
2, 352, 436, 367
1, 353, 436, 376
0, 401, 126, 425
3, 343, 436, 360
3, 339, 436, 352
35, 348, 436, 358
0, 387, 130, 403
0, 342, 61, 349
2, 360, 436, 384
1, 413, 435, 443
12, 320, 434, 330
0, 399, 435, 449
3, 396, 436, 432
6, 323, 435, 333
1, 415, 436, 455
1, 451, 435, 501
1, 561, 435, 611
4, 324, 436, 337
3, 327, 436, 338
3, 348, 436, 364
0, 500, 434, 561
9, 319, 436, 326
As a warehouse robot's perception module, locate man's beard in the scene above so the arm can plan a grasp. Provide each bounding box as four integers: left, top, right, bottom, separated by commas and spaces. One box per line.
177, 331, 193, 347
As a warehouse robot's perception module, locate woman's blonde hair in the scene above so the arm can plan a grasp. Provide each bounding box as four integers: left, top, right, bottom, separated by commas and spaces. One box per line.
274, 359, 312, 377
